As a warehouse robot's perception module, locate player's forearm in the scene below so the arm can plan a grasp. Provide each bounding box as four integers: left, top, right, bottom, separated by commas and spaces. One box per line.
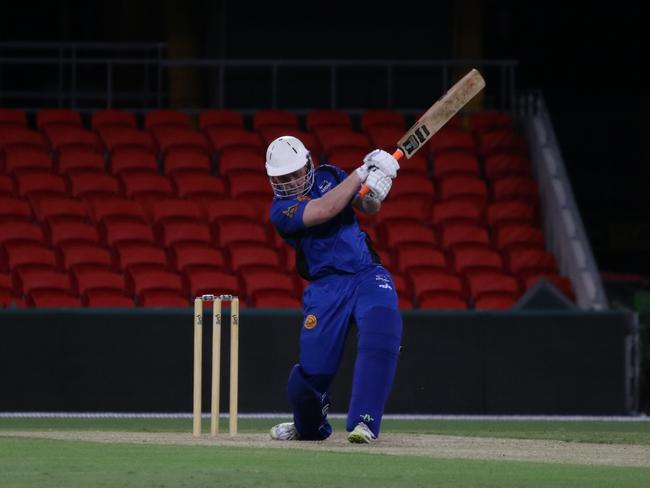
302, 173, 363, 226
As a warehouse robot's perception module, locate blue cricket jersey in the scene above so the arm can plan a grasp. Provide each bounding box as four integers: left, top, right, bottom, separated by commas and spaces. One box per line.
270, 164, 380, 281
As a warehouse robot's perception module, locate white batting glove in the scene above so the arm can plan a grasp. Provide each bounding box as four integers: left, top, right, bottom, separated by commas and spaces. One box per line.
355, 165, 370, 181
363, 149, 400, 179
365, 168, 393, 202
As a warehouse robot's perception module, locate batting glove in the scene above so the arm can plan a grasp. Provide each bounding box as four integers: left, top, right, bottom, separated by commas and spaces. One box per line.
365, 168, 393, 202
363, 149, 400, 179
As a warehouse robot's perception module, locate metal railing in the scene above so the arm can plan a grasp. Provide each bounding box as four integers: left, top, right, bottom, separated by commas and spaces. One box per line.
0, 42, 517, 115
519, 91, 608, 310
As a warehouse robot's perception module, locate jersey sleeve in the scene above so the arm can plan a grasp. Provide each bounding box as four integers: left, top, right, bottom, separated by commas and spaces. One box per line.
270, 197, 309, 236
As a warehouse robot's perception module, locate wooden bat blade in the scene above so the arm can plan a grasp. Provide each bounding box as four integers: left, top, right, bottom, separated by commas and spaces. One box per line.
397, 68, 485, 158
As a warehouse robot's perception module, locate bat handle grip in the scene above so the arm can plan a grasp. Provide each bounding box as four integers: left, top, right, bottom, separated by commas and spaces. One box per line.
358, 149, 404, 197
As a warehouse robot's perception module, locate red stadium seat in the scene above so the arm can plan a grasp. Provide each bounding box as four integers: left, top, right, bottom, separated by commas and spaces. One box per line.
172, 172, 227, 201
389, 174, 435, 201
16, 171, 67, 199
215, 220, 268, 247
205, 127, 264, 155
72, 268, 126, 296
486, 201, 535, 229
252, 290, 301, 308
428, 129, 475, 155
439, 176, 488, 206
58, 242, 112, 271
484, 154, 531, 180
0, 196, 33, 222
433, 152, 479, 179
0, 175, 14, 194
374, 200, 430, 227
126, 268, 184, 297
101, 220, 155, 247
507, 248, 557, 277
91, 110, 136, 130
163, 150, 211, 174
57, 148, 106, 175
186, 269, 239, 297
229, 243, 282, 272
110, 148, 158, 175
492, 176, 538, 204
468, 112, 514, 132
253, 110, 299, 130
315, 127, 371, 156
0, 127, 49, 153
495, 225, 544, 252
408, 269, 463, 302
148, 199, 203, 225
227, 171, 272, 200
98, 127, 156, 154
144, 110, 191, 129
3, 243, 57, 272
430, 200, 483, 228
199, 110, 243, 130
30, 196, 88, 226
327, 147, 367, 173
365, 126, 403, 151
242, 270, 296, 298
466, 272, 519, 301
37, 109, 82, 129
306, 111, 351, 131
383, 222, 436, 248
0, 222, 45, 246
16, 268, 72, 295
205, 200, 259, 225
89, 197, 147, 225
0, 108, 27, 127
218, 147, 265, 176
395, 245, 447, 274
170, 242, 225, 273
44, 126, 102, 153
152, 126, 211, 156
158, 221, 212, 247
141, 289, 189, 307
27, 290, 82, 308
4, 146, 52, 173
477, 130, 527, 157
452, 247, 503, 275
473, 294, 516, 310
120, 171, 174, 202
68, 172, 120, 200
360, 110, 406, 131
84, 289, 135, 307
47, 221, 100, 247
114, 243, 169, 272
440, 223, 490, 250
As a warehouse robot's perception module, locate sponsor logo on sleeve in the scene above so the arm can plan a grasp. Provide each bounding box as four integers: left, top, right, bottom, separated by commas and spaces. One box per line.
282, 204, 299, 219
304, 314, 318, 330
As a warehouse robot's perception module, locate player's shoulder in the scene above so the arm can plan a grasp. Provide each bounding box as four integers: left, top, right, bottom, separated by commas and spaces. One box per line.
316, 163, 347, 181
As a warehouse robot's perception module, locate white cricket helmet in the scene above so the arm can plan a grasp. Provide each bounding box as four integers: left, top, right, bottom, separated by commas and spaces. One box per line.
265, 136, 314, 198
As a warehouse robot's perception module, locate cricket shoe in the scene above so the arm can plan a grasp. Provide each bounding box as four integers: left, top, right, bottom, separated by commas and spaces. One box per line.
270, 422, 299, 441
347, 422, 376, 444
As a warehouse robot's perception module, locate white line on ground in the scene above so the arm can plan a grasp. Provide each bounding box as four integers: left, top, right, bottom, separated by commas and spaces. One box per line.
0, 412, 648, 421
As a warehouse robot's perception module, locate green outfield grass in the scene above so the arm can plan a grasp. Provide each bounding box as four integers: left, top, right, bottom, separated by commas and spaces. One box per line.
0, 436, 648, 488
1, 417, 650, 444
2, 418, 650, 487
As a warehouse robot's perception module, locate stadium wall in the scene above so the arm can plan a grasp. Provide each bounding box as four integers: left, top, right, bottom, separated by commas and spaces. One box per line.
0, 309, 638, 415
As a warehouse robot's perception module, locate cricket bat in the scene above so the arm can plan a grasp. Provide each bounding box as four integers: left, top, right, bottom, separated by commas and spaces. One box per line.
359, 68, 486, 196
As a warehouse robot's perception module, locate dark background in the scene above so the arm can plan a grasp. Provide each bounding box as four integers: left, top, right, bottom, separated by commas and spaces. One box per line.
1, 0, 648, 274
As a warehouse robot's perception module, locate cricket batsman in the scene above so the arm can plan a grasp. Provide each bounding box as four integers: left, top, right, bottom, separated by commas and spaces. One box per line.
266, 135, 402, 443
